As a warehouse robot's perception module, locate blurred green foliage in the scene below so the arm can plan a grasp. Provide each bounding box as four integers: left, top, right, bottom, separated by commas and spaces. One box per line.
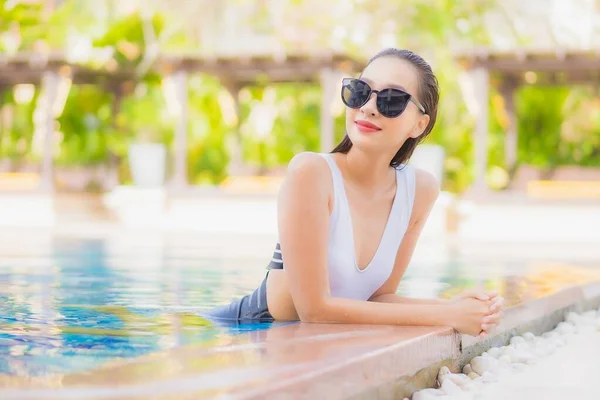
1, 0, 599, 192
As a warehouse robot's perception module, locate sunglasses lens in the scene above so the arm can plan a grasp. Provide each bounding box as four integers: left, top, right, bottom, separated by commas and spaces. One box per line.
377, 88, 410, 117
342, 79, 370, 108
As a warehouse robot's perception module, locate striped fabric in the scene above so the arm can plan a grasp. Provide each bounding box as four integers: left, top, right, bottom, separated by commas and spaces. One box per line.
267, 242, 284, 270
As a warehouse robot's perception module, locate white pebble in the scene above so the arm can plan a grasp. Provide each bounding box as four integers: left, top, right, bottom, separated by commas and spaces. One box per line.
522, 332, 536, 341
446, 373, 473, 388
513, 349, 533, 359
514, 352, 538, 365
571, 312, 596, 327
501, 346, 517, 358
437, 365, 451, 383
441, 378, 463, 395
565, 312, 580, 324
481, 371, 498, 382
498, 354, 512, 364
513, 343, 530, 352
555, 322, 576, 334
471, 356, 500, 375
487, 347, 502, 358
542, 331, 559, 339
462, 364, 472, 374
467, 371, 480, 380
510, 336, 526, 346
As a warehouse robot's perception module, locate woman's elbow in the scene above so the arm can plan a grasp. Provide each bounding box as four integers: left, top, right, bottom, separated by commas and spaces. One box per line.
296, 301, 332, 323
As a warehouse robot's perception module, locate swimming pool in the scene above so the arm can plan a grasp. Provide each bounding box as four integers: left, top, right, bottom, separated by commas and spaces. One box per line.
0, 234, 591, 378
0, 236, 285, 377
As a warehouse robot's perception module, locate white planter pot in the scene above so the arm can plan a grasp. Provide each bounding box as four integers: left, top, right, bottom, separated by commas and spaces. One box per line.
128, 143, 167, 187
411, 144, 446, 184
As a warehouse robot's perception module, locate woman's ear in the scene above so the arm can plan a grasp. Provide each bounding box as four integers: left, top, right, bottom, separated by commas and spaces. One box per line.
409, 114, 430, 139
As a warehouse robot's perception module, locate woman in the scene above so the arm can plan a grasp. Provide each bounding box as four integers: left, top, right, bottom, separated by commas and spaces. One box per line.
208, 48, 504, 337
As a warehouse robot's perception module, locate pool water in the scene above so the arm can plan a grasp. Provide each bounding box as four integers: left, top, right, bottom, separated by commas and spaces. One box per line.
0, 237, 284, 377
0, 235, 594, 378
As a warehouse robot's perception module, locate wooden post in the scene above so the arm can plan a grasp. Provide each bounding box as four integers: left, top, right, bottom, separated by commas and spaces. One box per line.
169, 70, 189, 190
320, 67, 336, 153
472, 67, 489, 193
39, 71, 60, 192
223, 81, 244, 176
0, 85, 6, 158
108, 84, 123, 189
500, 81, 518, 176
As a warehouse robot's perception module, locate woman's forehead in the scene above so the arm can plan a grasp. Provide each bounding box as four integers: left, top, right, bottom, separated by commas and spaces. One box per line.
360, 57, 419, 95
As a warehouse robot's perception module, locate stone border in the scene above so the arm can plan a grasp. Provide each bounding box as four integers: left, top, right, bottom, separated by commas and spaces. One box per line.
230, 282, 600, 399
234, 329, 459, 400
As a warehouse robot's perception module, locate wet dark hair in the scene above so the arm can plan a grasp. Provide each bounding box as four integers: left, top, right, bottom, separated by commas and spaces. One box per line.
331, 48, 439, 168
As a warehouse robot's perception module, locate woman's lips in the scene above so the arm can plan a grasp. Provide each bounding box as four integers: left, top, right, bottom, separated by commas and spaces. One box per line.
355, 120, 382, 134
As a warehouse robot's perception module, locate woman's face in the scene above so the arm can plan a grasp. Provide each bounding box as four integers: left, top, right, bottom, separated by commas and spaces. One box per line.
344, 56, 429, 157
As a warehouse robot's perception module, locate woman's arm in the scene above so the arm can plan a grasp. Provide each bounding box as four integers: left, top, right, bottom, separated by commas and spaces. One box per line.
367, 168, 443, 305
369, 294, 448, 305
367, 168, 505, 332
277, 153, 473, 329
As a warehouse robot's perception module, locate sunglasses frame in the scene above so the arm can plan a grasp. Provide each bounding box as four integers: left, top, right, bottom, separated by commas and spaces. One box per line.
341, 77, 426, 117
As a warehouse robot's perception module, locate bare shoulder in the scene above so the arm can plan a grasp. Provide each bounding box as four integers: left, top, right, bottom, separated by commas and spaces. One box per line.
277, 152, 332, 233
284, 152, 331, 189
414, 167, 440, 203
287, 151, 329, 172
410, 167, 441, 224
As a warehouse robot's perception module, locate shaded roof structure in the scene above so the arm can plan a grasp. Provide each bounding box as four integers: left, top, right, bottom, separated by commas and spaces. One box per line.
0, 52, 135, 86
0, 51, 364, 87
156, 52, 363, 86
456, 49, 600, 86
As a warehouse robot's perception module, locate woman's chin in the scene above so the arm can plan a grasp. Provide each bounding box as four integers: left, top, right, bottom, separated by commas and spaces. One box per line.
348, 131, 384, 150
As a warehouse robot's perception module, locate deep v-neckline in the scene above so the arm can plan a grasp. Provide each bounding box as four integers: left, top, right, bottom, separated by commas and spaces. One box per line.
327, 154, 400, 272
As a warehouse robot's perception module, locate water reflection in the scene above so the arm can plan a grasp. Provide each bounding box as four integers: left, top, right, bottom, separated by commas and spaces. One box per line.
0, 235, 598, 378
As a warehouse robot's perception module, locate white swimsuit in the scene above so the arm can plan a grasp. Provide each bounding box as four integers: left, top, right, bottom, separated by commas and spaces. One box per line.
268, 153, 416, 301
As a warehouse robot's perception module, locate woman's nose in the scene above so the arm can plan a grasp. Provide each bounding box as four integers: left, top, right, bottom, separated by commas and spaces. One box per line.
360, 92, 379, 116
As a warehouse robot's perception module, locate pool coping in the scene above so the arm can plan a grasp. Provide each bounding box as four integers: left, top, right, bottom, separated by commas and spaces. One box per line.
237, 281, 600, 400
1, 281, 599, 399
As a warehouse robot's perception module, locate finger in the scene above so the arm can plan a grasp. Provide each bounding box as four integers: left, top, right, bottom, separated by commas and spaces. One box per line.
489, 297, 505, 312
485, 291, 498, 299
481, 323, 497, 332
483, 312, 503, 325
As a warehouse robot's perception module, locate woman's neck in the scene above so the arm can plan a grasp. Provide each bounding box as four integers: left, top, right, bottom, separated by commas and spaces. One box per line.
339, 148, 395, 191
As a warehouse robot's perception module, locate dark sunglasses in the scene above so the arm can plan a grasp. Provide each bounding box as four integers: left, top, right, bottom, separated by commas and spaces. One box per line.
341, 78, 426, 118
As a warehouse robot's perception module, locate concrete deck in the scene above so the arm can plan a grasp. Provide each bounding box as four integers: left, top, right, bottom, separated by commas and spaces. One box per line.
3, 190, 600, 243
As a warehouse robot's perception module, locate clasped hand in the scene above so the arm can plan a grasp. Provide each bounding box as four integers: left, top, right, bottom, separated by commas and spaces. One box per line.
449, 289, 505, 337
